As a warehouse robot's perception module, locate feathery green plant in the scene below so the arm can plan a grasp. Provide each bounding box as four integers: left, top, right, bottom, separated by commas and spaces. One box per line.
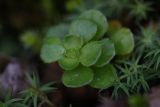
0, 91, 27, 107
135, 24, 160, 71
145, 46, 160, 71
111, 56, 150, 98
128, 0, 152, 20
21, 72, 55, 107
135, 25, 158, 55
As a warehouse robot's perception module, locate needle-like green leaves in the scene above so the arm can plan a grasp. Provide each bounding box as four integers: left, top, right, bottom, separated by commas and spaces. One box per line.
69, 19, 97, 42
80, 41, 102, 66
79, 9, 108, 39
62, 66, 94, 87
90, 64, 117, 89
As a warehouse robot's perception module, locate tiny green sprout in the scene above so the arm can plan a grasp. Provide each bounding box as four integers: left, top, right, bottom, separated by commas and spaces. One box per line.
20, 31, 42, 52
128, 0, 152, 20
110, 28, 134, 56
135, 25, 158, 55
21, 73, 55, 107
138, 25, 160, 71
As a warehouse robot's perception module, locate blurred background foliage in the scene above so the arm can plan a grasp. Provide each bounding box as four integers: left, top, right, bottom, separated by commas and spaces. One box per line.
0, 0, 160, 57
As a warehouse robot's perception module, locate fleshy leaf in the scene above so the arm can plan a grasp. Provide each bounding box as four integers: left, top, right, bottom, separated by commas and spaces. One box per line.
80, 41, 102, 66
47, 24, 69, 39
63, 35, 83, 49
79, 10, 108, 39
110, 28, 134, 55
43, 36, 61, 45
69, 19, 97, 42
90, 64, 117, 89
58, 49, 80, 70
40, 44, 65, 63
95, 39, 115, 67
62, 66, 94, 87
58, 56, 79, 70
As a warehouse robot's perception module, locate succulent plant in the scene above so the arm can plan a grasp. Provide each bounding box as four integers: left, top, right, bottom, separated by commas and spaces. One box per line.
40, 9, 135, 89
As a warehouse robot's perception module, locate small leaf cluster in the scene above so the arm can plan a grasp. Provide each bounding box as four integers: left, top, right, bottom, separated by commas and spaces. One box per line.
0, 92, 27, 107
41, 10, 135, 89
111, 56, 150, 98
21, 73, 55, 107
135, 23, 160, 72
128, 0, 152, 21
0, 73, 55, 107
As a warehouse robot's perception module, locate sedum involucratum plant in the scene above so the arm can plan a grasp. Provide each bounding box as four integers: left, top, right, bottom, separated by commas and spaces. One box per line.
40, 10, 135, 89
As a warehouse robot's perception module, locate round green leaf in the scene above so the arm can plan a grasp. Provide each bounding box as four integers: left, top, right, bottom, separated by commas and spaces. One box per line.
58, 49, 80, 70
43, 36, 61, 45
90, 64, 117, 89
58, 56, 79, 70
80, 41, 102, 66
110, 28, 134, 55
63, 35, 83, 49
79, 10, 108, 39
62, 66, 94, 87
47, 23, 69, 39
40, 44, 65, 63
95, 39, 115, 67
69, 19, 97, 42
